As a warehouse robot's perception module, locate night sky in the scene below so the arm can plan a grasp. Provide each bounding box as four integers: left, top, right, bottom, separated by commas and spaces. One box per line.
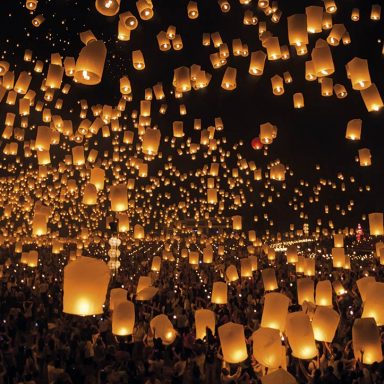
0, 0, 383, 236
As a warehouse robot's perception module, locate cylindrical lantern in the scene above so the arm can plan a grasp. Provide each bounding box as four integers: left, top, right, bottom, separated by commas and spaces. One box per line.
218, 322, 247, 364
261, 292, 290, 332
110, 184, 128, 211
297, 277, 314, 305
150, 314, 177, 345
312, 306, 340, 342
315, 280, 332, 307
195, 309, 215, 340
211, 281, 227, 304
262, 268, 278, 291
346, 119, 362, 140
332, 247, 345, 268
369, 213, 384, 235
110, 288, 127, 311
112, 301, 135, 336
252, 327, 282, 369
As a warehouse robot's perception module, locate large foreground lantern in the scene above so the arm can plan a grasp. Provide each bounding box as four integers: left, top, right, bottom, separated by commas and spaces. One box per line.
252, 327, 282, 368
362, 282, 384, 326
195, 309, 216, 340
285, 312, 317, 359
63, 257, 110, 316
112, 301, 135, 336
356, 276, 376, 302
352, 318, 383, 364
150, 314, 177, 345
218, 322, 247, 364
312, 306, 340, 342
261, 292, 289, 332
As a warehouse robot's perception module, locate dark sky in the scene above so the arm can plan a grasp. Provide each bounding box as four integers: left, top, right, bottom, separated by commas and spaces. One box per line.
0, 0, 383, 235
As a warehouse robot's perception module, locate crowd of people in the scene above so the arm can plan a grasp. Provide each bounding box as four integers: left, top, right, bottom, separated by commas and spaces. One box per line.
0, 237, 384, 384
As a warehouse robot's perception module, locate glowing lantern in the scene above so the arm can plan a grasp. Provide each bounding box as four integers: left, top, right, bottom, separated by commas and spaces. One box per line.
356, 276, 376, 302
195, 309, 215, 340
264, 37, 281, 60
347, 58, 371, 90
189, 251, 199, 265
332, 247, 345, 268
232, 215, 242, 230
74, 40, 107, 85
362, 282, 384, 326
261, 369, 297, 384
90, 167, 105, 191
315, 280, 332, 306
251, 137, 263, 150
297, 277, 314, 305
261, 292, 289, 332
352, 318, 383, 364
305, 6, 323, 33
240, 258, 252, 277
312, 307, 340, 342
132, 50, 145, 70
218, 322, 247, 363
271, 75, 284, 95
136, 0, 154, 20
332, 280, 346, 295
187, 1, 198, 19
221, 67, 237, 90
287, 245, 298, 263
72, 146, 85, 166
370, 4, 381, 20
151, 256, 161, 272
358, 148, 371, 166
252, 328, 282, 368
150, 314, 176, 345
32, 213, 47, 236
109, 288, 127, 311
112, 301, 134, 336
360, 84, 383, 112
287, 14, 308, 47
63, 257, 110, 316
293, 93, 304, 109
133, 224, 144, 239
83, 183, 97, 205
285, 312, 317, 359
110, 184, 128, 211
262, 268, 278, 291
32, 14, 45, 27
346, 119, 362, 140
249, 51, 266, 75
211, 282, 227, 304
142, 128, 161, 155
311, 40, 334, 77
226, 265, 239, 282
95, 0, 120, 16
270, 163, 285, 180
203, 247, 213, 263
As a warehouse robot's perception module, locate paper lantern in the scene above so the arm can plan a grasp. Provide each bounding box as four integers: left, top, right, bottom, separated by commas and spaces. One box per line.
287, 14, 308, 47
305, 6, 323, 33
271, 75, 284, 95
110, 184, 128, 211
136, 286, 158, 301
226, 264, 239, 282
90, 167, 105, 191
332, 280, 346, 295
304, 258, 315, 277
195, 309, 215, 340
360, 84, 383, 112
211, 281, 227, 304
142, 128, 161, 155
132, 50, 145, 70
203, 246, 213, 263
368, 212, 383, 236
261, 293, 289, 332
370, 4, 381, 20
74, 40, 107, 85
270, 163, 285, 180
312, 307, 340, 342
358, 148, 371, 166
240, 258, 252, 277
150, 314, 176, 345
218, 322, 247, 364
95, 0, 120, 16
112, 300, 134, 336
26, 250, 38, 267
346, 119, 362, 140
32, 213, 47, 236
232, 215, 242, 230
32, 14, 45, 27
248, 50, 266, 76
261, 369, 297, 384
109, 288, 127, 311
46, 64, 64, 89
321, 77, 333, 96
133, 224, 145, 239
72, 145, 85, 166
356, 276, 376, 302
63, 257, 110, 316
136, 0, 154, 20
332, 247, 345, 268
187, 1, 198, 19
311, 41, 334, 77
285, 312, 317, 359
297, 277, 314, 305
221, 67, 237, 90
293, 93, 304, 109
83, 183, 97, 205
151, 256, 161, 272
248, 255, 258, 271
252, 327, 282, 368
189, 251, 199, 265
262, 268, 278, 291
264, 37, 281, 60
315, 280, 332, 306
352, 318, 383, 364
347, 58, 371, 90
287, 245, 298, 263
362, 282, 384, 326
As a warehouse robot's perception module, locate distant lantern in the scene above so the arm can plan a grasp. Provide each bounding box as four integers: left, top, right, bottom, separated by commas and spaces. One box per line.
211, 281, 227, 304
95, 0, 120, 16
352, 318, 383, 365
150, 314, 177, 345
351, 8, 360, 21
132, 50, 145, 70
261, 292, 289, 332
285, 311, 317, 359
358, 148, 371, 166
195, 309, 215, 340
221, 67, 237, 90
110, 184, 128, 211
270, 163, 285, 181
232, 215, 242, 230
293, 93, 304, 109
63, 257, 110, 316
262, 268, 278, 291
32, 213, 47, 236
252, 327, 282, 369
287, 245, 298, 263
369, 213, 384, 236
264, 37, 281, 60
297, 277, 314, 305
360, 84, 383, 112
218, 322, 247, 364
32, 14, 45, 27
345, 119, 362, 140
333, 280, 346, 296
312, 307, 340, 342
112, 301, 135, 336
332, 247, 345, 268
151, 256, 161, 272
249, 50, 266, 75
271, 75, 284, 95
347, 58, 371, 90
203, 246, 214, 263
189, 251, 199, 265
187, 1, 198, 19
74, 40, 107, 85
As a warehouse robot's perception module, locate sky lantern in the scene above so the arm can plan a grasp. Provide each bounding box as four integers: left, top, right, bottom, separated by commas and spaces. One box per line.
261, 292, 289, 332
109, 184, 128, 211
315, 280, 332, 307
305, 6, 323, 33
356, 276, 376, 302
150, 314, 177, 345
249, 51, 266, 75
312, 306, 340, 342
345, 119, 362, 141
63, 257, 110, 316
287, 14, 308, 47
332, 247, 345, 268
311, 39, 334, 77
285, 311, 317, 359
195, 309, 215, 340
347, 58, 371, 90
368, 213, 384, 236
252, 327, 282, 369
262, 268, 278, 291
218, 322, 247, 364
352, 318, 383, 365
297, 277, 314, 305
358, 148, 371, 166
95, 0, 120, 16
211, 281, 227, 304
360, 84, 384, 112
112, 301, 135, 336
221, 67, 237, 90
362, 282, 384, 326
136, 0, 154, 20
109, 288, 127, 311
74, 40, 107, 85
